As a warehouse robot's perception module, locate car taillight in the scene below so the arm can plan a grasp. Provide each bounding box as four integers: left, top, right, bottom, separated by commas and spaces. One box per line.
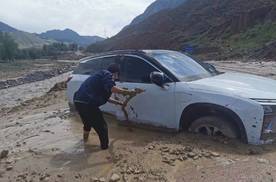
66, 76, 73, 83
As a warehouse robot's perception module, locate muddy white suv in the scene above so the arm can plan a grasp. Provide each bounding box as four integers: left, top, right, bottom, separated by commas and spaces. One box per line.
67, 50, 276, 145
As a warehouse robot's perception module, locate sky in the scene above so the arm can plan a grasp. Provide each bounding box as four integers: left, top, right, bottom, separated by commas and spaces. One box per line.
0, 0, 155, 37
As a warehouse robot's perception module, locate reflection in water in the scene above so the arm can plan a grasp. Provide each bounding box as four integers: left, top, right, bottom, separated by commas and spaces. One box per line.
50, 139, 118, 172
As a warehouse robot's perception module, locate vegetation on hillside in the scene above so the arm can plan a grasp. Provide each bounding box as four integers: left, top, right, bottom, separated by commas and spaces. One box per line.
226, 23, 276, 55
88, 0, 276, 60
0, 31, 79, 62
0, 32, 18, 61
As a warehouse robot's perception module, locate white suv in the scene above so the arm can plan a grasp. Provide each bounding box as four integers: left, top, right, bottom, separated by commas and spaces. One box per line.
67, 50, 276, 145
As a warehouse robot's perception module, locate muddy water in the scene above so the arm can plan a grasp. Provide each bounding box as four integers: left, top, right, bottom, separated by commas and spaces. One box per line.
2, 92, 276, 182
0, 72, 70, 110
208, 60, 276, 80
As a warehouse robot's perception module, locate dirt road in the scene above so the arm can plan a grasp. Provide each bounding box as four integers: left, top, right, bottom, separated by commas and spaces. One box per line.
1, 61, 276, 182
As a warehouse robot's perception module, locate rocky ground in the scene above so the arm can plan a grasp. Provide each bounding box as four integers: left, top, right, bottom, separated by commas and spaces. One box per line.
1, 60, 276, 182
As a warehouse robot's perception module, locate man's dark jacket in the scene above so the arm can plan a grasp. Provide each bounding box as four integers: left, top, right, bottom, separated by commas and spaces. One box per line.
74, 70, 115, 107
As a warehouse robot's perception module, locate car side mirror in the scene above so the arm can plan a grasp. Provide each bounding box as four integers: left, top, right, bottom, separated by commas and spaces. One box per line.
204, 63, 219, 74
150, 72, 165, 88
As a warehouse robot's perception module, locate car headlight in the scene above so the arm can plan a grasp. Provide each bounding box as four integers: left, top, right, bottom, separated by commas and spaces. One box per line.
262, 105, 276, 135
263, 105, 273, 114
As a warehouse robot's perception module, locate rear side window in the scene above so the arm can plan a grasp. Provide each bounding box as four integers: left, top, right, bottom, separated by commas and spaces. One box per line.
73, 56, 118, 75
120, 56, 157, 83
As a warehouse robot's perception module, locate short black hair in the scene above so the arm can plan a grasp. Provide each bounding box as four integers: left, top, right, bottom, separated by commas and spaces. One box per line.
107, 63, 120, 73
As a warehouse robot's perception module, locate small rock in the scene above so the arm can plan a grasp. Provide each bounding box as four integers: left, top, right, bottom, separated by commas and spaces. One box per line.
110, 173, 120, 182
202, 152, 211, 158
91, 177, 98, 182
99, 177, 106, 182
178, 156, 187, 161
257, 158, 269, 164
0, 150, 9, 159
5, 159, 13, 164
57, 174, 63, 178
43, 130, 51, 133
210, 152, 220, 157
247, 148, 262, 155
187, 152, 196, 158
266, 172, 272, 175
6, 166, 13, 171
148, 145, 155, 150
0, 170, 5, 177
161, 147, 169, 152
134, 169, 141, 174
185, 146, 193, 152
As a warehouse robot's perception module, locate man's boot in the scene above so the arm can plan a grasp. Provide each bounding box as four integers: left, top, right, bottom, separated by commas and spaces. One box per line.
83, 130, 90, 142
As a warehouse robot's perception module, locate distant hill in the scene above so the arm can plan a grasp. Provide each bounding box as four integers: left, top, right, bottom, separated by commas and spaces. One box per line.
88, 0, 276, 60
10, 31, 55, 49
0, 21, 53, 49
131, 0, 187, 25
39, 29, 105, 46
0, 21, 104, 49
0, 21, 18, 32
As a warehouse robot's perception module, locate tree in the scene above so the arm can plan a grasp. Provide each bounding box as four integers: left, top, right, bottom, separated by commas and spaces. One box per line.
0, 32, 18, 61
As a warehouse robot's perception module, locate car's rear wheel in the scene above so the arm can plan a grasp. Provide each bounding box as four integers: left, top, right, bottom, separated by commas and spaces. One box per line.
189, 116, 239, 139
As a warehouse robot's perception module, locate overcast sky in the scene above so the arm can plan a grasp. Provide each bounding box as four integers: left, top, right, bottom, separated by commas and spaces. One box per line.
0, 0, 155, 37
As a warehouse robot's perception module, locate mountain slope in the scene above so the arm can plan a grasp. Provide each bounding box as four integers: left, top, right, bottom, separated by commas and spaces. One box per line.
131, 0, 187, 25
39, 29, 105, 46
10, 32, 54, 49
88, 0, 276, 59
0, 21, 53, 49
0, 21, 18, 32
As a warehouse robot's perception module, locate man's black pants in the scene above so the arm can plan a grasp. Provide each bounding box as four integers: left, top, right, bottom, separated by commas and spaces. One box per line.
74, 102, 109, 148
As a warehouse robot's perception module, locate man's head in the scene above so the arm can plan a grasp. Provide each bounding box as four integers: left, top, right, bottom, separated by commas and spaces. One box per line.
107, 64, 120, 81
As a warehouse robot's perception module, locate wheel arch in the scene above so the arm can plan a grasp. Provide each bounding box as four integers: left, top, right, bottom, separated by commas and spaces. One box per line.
179, 103, 248, 143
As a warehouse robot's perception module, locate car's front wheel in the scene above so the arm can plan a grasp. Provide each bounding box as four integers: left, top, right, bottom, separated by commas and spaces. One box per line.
189, 116, 239, 139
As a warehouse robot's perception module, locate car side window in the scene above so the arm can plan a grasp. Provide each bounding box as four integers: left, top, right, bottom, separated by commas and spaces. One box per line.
120, 56, 158, 83
74, 56, 118, 75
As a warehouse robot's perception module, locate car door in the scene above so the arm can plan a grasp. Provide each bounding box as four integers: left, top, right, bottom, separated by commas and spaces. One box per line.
68, 55, 120, 109
114, 55, 177, 129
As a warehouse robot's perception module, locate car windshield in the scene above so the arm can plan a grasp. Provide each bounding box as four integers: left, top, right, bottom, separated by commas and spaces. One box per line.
146, 51, 217, 81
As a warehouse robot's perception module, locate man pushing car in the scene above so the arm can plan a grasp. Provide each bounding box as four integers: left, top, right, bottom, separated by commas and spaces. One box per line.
73, 63, 139, 150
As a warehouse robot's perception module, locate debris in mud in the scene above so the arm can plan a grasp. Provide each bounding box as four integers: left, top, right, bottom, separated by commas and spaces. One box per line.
6, 165, 13, 171
0, 66, 72, 90
47, 81, 67, 93
147, 145, 155, 150
92, 177, 106, 182
0, 170, 4, 177
57, 174, 63, 178
117, 162, 167, 182
210, 152, 220, 157
5, 159, 13, 165
153, 145, 222, 166
247, 147, 263, 155
0, 150, 9, 159
257, 158, 269, 164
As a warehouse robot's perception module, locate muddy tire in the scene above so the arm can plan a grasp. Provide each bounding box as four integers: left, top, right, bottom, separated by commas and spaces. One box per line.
189, 116, 239, 139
